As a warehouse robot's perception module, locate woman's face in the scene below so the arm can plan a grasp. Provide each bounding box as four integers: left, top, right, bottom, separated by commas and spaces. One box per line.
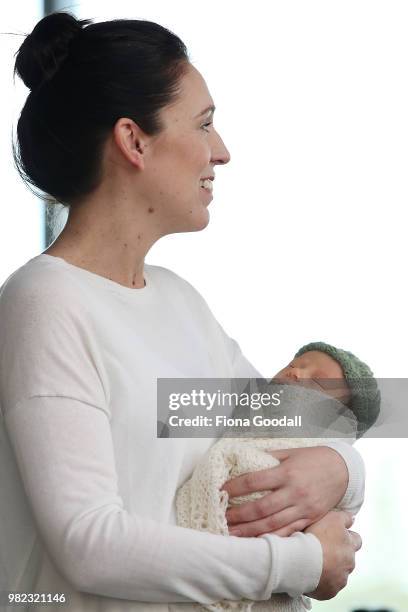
144, 63, 231, 234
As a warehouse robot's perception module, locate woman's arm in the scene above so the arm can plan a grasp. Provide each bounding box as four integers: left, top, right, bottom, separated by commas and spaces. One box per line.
4, 395, 323, 604
0, 271, 360, 603
323, 440, 365, 515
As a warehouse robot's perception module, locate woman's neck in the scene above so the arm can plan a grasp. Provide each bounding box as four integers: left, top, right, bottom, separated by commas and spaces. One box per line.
43, 196, 158, 289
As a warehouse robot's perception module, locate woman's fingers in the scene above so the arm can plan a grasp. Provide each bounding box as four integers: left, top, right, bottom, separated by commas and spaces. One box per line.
265, 449, 291, 461
348, 529, 362, 551
265, 518, 311, 537
221, 465, 286, 498
223, 447, 351, 537
341, 510, 353, 529
226, 491, 291, 525
228, 505, 300, 538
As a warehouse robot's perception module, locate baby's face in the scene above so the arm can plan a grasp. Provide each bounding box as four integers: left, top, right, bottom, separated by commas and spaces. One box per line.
274, 350, 351, 404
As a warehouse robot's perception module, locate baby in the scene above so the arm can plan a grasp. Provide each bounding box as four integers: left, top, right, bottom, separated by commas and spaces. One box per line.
176, 342, 381, 612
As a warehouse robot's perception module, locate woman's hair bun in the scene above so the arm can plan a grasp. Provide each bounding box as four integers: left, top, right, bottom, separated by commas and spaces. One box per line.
14, 12, 90, 90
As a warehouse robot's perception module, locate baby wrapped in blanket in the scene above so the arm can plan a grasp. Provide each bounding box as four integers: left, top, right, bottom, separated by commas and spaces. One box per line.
176, 342, 381, 612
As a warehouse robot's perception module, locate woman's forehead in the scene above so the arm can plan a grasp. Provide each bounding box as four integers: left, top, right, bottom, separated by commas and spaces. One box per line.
167, 64, 215, 118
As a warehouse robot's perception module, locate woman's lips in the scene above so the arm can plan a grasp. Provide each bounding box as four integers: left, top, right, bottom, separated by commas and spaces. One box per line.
200, 178, 213, 193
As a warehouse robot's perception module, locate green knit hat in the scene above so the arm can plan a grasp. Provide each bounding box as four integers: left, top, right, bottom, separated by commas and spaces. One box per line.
295, 341, 381, 438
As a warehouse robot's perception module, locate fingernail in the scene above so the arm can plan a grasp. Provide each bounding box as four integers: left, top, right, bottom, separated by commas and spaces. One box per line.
229, 528, 242, 537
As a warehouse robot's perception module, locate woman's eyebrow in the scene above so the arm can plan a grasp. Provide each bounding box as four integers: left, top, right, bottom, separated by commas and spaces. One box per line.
195, 105, 216, 118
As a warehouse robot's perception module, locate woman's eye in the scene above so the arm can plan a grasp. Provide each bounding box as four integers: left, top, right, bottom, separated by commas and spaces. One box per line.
201, 122, 212, 132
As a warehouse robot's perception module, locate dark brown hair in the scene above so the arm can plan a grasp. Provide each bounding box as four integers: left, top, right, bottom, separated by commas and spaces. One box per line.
13, 12, 189, 206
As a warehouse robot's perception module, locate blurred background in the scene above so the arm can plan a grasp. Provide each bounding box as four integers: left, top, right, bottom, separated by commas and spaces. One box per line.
1, 1, 407, 610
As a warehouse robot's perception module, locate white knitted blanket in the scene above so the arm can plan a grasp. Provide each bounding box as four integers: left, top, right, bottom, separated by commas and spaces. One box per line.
176, 437, 320, 612
176, 386, 357, 612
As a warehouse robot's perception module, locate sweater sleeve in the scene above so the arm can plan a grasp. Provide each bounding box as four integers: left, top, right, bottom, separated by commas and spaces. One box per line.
0, 270, 322, 603
4, 396, 322, 603
323, 441, 365, 515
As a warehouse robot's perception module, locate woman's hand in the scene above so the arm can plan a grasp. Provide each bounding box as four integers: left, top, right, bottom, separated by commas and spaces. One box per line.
305, 510, 362, 600
221, 446, 348, 538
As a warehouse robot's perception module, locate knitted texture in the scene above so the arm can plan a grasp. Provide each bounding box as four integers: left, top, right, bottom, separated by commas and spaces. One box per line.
177, 436, 335, 612
294, 342, 381, 437
176, 385, 357, 612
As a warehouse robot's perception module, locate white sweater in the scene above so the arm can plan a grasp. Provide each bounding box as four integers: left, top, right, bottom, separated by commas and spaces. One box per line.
0, 254, 365, 612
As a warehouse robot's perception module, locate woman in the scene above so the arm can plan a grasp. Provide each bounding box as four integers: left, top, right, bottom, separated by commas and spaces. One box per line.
0, 12, 362, 611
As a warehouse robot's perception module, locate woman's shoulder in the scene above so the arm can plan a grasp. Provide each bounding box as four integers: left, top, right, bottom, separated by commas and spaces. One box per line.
146, 263, 208, 303
0, 255, 83, 316
145, 262, 191, 285
0, 256, 211, 320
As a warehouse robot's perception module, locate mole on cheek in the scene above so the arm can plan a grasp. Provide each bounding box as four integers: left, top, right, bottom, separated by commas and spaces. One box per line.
148, 207, 155, 214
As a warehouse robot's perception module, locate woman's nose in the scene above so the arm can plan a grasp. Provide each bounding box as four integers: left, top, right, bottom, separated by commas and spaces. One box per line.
211, 130, 231, 165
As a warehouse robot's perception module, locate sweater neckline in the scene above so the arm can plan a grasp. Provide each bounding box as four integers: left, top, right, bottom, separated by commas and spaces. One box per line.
34, 253, 153, 298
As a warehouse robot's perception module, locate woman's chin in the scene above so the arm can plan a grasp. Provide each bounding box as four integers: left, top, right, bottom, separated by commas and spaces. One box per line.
165, 205, 210, 235
182, 207, 210, 232
192, 208, 210, 231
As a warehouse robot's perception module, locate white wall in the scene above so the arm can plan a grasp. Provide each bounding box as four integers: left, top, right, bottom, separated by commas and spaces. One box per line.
0, 2, 44, 283
72, 0, 408, 380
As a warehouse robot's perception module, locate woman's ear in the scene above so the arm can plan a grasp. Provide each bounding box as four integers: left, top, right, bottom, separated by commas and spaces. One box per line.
113, 117, 146, 170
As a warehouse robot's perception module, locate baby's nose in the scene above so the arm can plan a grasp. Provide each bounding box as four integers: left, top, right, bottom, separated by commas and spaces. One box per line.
287, 367, 300, 380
